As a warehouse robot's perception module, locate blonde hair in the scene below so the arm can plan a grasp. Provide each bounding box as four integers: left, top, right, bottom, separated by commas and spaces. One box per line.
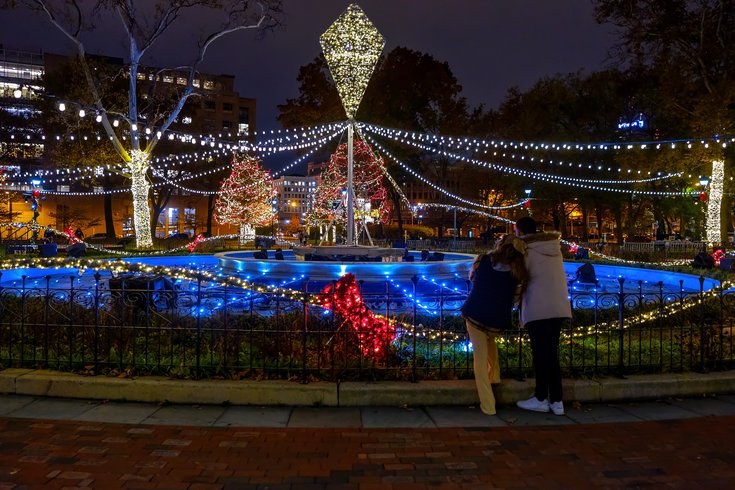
490, 235, 529, 293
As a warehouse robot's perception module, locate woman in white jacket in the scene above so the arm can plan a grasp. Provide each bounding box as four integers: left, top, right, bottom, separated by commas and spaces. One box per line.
514, 216, 571, 416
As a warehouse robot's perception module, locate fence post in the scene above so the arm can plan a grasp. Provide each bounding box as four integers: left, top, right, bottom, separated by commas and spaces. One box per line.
93, 272, 101, 373
20, 275, 26, 366
699, 275, 706, 372
438, 285, 444, 377
657, 281, 664, 371
617, 277, 626, 379
718, 279, 725, 370
411, 274, 419, 383
301, 277, 309, 384
195, 274, 202, 379
44, 275, 51, 367
68, 275, 75, 370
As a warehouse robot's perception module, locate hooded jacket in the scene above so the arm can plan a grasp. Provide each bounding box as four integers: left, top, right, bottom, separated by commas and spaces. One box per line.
520, 231, 572, 326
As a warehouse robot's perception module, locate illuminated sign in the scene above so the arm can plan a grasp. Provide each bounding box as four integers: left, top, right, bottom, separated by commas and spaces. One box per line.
618, 113, 646, 130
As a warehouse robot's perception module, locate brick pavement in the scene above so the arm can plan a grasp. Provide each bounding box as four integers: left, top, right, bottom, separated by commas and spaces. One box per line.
1, 415, 734, 489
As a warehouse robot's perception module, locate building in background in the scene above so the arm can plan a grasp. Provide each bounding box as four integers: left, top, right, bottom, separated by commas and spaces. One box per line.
0, 46, 257, 240
271, 175, 318, 233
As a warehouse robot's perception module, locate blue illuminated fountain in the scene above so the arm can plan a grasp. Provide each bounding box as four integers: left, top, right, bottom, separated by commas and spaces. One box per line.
0, 254, 720, 312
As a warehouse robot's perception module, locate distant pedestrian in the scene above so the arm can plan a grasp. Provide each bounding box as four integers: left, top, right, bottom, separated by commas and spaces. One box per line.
461, 234, 528, 415
514, 216, 572, 416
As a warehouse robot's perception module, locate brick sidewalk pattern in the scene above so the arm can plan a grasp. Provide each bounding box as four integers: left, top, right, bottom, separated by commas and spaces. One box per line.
1, 415, 734, 489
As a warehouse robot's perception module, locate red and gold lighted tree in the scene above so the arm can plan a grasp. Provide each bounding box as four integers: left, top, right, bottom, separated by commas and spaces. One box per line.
214, 154, 276, 245
306, 139, 391, 232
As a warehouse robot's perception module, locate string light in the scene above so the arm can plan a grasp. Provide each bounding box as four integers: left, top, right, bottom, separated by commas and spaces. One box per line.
320, 273, 395, 355
364, 127, 694, 195
306, 138, 391, 232
128, 149, 153, 248
320, 4, 384, 119
214, 154, 277, 245
705, 160, 724, 243
362, 122, 735, 154
365, 134, 549, 209
365, 124, 683, 182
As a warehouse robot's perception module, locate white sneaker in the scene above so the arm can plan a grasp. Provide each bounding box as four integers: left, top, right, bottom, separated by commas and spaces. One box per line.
516, 396, 550, 413
550, 401, 565, 416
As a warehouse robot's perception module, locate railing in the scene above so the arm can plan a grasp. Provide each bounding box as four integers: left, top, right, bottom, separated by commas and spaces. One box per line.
621, 240, 706, 256
0, 270, 733, 381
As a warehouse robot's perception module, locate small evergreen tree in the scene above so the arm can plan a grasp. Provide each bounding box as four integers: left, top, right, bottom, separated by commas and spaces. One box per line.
214, 154, 276, 245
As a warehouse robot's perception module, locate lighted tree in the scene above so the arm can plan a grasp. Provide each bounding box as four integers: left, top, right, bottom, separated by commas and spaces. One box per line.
9, 0, 283, 248
214, 154, 275, 245
306, 139, 391, 241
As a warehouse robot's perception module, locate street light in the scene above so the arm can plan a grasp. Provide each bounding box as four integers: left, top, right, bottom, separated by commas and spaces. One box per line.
271, 199, 278, 240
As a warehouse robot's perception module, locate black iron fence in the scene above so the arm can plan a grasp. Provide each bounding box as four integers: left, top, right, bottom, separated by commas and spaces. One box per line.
0, 270, 733, 382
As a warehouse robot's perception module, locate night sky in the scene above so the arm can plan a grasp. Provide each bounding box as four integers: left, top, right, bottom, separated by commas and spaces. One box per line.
1, 0, 619, 133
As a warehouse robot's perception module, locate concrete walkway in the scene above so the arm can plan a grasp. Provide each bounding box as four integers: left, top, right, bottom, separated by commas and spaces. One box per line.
2, 368, 735, 408
2, 369, 735, 488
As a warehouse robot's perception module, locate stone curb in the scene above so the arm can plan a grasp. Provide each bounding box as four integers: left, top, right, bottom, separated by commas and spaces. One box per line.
1, 368, 734, 407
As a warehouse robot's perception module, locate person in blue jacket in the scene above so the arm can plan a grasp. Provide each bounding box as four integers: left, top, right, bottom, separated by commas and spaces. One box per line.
461, 234, 528, 415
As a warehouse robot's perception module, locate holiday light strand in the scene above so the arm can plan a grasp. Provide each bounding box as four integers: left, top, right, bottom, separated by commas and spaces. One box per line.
365, 124, 683, 183
365, 126, 695, 193
366, 131, 699, 197
364, 134, 539, 209
362, 122, 733, 154
353, 125, 412, 211
38, 128, 344, 196
3, 107, 345, 150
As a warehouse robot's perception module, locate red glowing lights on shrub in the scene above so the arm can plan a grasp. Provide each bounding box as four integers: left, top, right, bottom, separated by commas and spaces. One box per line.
319, 273, 396, 356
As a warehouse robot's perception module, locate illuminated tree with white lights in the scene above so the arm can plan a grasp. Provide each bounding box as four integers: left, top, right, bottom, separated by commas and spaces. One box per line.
214, 154, 275, 245
10, 0, 282, 248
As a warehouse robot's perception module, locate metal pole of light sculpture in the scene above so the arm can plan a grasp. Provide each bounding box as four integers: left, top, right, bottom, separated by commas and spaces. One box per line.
320, 4, 384, 245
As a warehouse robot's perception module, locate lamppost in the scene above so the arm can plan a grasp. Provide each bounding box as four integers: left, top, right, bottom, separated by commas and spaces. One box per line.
321, 5, 384, 246
271, 198, 278, 240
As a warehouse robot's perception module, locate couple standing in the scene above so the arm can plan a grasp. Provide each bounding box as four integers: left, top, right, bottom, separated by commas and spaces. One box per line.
461, 216, 571, 416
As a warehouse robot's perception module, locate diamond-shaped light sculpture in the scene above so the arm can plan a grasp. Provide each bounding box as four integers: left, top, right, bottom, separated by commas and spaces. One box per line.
320, 4, 384, 120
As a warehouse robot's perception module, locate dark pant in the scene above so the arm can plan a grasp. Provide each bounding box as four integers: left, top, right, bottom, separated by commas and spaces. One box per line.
526, 318, 564, 403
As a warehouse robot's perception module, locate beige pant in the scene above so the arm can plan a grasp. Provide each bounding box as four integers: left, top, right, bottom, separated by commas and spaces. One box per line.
466, 319, 501, 415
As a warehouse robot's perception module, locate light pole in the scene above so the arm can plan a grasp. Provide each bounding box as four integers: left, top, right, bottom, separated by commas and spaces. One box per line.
271, 198, 278, 240
453, 206, 457, 252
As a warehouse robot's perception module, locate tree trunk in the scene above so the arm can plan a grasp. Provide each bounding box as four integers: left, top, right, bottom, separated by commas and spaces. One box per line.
239, 223, 254, 246
206, 194, 215, 236
130, 157, 153, 248
103, 174, 115, 238
613, 203, 624, 244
